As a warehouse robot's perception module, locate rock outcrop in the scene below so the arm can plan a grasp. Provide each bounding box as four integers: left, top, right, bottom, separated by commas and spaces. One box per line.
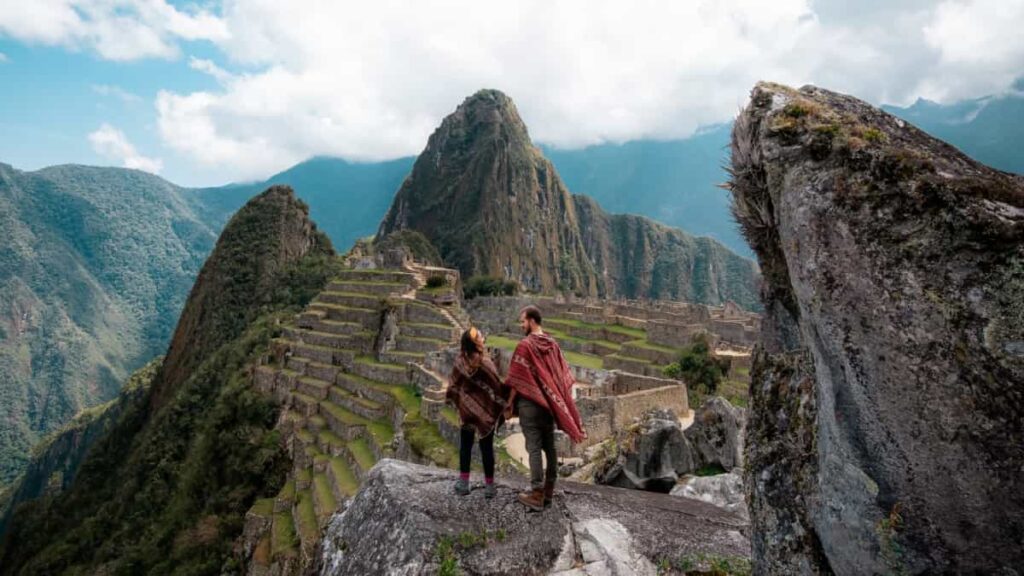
597, 400, 746, 493
319, 459, 750, 575
671, 472, 748, 521
151, 185, 332, 410
377, 89, 761, 310
730, 82, 1024, 574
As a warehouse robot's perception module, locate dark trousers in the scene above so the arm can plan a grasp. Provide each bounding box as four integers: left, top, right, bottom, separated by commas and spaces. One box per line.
517, 396, 557, 490
459, 425, 495, 478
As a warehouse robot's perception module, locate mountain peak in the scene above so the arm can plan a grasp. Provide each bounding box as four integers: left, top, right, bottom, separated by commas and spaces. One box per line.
427, 88, 533, 157
376, 91, 761, 307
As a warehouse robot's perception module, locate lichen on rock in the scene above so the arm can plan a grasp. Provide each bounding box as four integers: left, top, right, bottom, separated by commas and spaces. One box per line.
729, 82, 1024, 574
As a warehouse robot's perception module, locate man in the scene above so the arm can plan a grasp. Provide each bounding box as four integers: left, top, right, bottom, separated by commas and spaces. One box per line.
506, 305, 586, 511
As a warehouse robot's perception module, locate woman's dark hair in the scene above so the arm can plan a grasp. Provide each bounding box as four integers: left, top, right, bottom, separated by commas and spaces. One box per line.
461, 328, 483, 356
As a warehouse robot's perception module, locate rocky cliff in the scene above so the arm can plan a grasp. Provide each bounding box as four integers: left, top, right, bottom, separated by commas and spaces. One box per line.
730, 82, 1024, 574
0, 186, 340, 575
319, 459, 750, 575
377, 89, 761, 310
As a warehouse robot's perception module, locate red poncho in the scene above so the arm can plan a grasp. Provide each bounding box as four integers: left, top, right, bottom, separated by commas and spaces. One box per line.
506, 332, 586, 443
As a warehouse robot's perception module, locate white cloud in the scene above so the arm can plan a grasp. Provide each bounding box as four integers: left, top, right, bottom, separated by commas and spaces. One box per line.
0, 0, 228, 61
921, 0, 1024, 101
92, 84, 141, 103
5, 1, 1022, 183
88, 123, 163, 173
147, 0, 1024, 182
188, 56, 234, 84
0, 52, 7, 63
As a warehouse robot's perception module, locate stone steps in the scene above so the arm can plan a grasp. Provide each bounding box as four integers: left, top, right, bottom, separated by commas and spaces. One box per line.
400, 300, 452, 325
327, 386, 388, 421
312, 472, 339, 522
327, 280, 411, 296
297, 376, 330, 400
290, 391, 321, 417
305, 317, 362, 336
316, 429, 347, 458
270, 511, 298, 561
292, 489, 319, 555
334, 269, 418, 284
328, 456, 359, 501
289, 341, 354, 366
274, 479, 296, 513
308, 302, 381, 326
319, 400, 371, 440
379, 350, 424, 365
316, 290, 386, 310
284, 326, 354, 349
285, 356, 310, 374
346, 437, 378, 480
351, 357, 409, 385
394, 334, 448, 353
399, 321, 458, 341
603, 354, 663, 377
304, 361, 340, 384
335, 372, 397, 406
619, 341, 678, 366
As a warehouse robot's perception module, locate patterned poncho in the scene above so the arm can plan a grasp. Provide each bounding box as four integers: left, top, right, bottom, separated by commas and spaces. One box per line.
445, 353, 508, 437
506, 332, 585, 443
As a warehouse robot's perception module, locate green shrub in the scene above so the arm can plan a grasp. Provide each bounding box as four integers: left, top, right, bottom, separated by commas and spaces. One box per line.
662, 333, 731, 395
463, 276, 517, 299
425, 275, 448, 289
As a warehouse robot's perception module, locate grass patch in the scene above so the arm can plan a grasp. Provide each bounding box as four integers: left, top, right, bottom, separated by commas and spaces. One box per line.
328, 457, 359, 497
405, 418, 458, 468
348, 438, 377, 472
563, 350, 604, 369
441, 406, 460, 427
624, 339, 678, 354
313, 473, 338, 512
249, 498, 275, 516
295, 491, 318, 540
271, 513, 298, 558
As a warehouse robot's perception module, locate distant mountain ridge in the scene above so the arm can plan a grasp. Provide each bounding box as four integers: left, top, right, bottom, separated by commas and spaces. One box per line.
0, 163, 216, 486
376, 89, 762, 309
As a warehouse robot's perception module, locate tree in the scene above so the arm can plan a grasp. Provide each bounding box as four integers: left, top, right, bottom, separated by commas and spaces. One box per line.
663, 333, 731, 394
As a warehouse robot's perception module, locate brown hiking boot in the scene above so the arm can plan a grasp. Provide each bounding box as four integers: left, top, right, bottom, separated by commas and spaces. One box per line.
543, 480, 555, 507
517, 488, 545, 512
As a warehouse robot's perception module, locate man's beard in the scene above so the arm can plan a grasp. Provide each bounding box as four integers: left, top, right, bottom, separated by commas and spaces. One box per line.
521, 324, 530, 336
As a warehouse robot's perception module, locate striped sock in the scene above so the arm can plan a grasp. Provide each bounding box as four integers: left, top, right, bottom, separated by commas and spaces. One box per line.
484, 477, 494, 485
460, 472, 470, 481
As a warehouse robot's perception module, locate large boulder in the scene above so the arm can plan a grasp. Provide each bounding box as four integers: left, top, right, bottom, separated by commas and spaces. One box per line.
683, 397, 746, 471
318, 459, 750, 575
596, 401, 746, 493
729, 82, 1024, 574
671, 472, 749, 521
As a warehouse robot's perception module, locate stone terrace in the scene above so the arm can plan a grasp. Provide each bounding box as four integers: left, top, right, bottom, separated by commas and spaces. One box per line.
243, 262, 473, 572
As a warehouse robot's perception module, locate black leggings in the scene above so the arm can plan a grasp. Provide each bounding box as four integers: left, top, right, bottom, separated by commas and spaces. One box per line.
459, 426, 495, 478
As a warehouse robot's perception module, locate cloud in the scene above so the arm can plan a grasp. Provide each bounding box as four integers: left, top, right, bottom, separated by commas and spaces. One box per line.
88, 123, 163, 173
92, 84, 141, 103
147, 0, 1024, 182
0, 0, 228, 61
188, 56, 234, 84
921, 0, 1024, 100
0, 52, 7, 63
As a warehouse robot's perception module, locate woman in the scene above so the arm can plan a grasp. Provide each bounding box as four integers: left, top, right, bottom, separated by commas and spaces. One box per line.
445, 327, 509, 498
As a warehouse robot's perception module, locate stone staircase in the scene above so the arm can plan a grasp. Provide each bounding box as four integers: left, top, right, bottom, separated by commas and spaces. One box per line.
243, 265, 466, 571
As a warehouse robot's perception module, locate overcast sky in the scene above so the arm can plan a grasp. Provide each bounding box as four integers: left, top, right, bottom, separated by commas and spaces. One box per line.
0, 0, 1021, 186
